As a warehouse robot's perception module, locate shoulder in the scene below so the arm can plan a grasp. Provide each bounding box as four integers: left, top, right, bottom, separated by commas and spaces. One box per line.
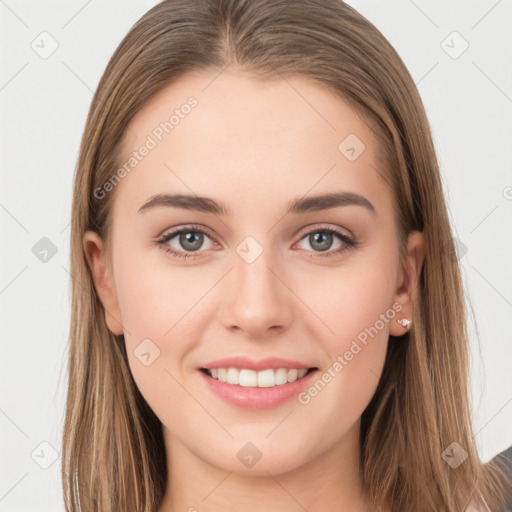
489, 444, 512, 512
468, 446, 512, 512
493, 444, 512, 468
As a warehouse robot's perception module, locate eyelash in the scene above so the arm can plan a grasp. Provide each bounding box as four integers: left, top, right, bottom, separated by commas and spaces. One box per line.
155, 223, 358, 260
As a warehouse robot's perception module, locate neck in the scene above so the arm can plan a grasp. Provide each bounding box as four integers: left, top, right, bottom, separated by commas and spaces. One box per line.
158, 419, 375, 512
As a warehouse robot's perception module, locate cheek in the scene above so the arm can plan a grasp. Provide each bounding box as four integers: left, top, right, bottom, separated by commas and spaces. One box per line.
111, 249, 202, 391
309, 250, 398, 350
296, 276, 394, 443
299, 249, 397, 406
112, 253, 200, 420
113, 245, 203, 340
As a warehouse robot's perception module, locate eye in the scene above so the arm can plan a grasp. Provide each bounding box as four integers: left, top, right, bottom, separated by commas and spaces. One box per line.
295, 225, 357, 258
155, 224, 217, 260
155, 224, 358, 260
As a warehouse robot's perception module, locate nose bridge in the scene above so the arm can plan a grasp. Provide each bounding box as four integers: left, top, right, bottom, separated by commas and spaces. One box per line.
235, 237, 281, 305
220, 234, 292, 334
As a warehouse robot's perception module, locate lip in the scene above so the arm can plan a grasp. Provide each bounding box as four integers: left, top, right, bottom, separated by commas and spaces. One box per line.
198, 367, 319, 409
199, 356, 314, 371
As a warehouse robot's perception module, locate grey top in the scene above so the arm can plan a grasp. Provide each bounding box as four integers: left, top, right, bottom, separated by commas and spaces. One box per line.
491, 444, 512, 512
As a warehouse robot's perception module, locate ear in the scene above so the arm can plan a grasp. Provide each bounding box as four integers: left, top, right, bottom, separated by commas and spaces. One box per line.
82, 230, 124, 335
389, 230, 425, 336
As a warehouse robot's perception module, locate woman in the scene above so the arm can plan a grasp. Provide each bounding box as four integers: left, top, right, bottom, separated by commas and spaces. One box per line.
61, 0, 512, 510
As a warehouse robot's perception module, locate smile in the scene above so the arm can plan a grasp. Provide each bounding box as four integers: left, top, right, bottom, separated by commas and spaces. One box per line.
201, 367, 316, 388
198, 367, 319, 409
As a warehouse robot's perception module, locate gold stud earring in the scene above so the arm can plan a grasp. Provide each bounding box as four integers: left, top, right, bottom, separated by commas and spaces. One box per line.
397, 318, 411, 331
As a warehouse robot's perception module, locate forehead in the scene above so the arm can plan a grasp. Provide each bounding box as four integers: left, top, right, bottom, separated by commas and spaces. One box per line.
113, 69, 389, 218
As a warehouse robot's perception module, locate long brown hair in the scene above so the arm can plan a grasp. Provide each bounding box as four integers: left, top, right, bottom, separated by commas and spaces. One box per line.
62, 1, 511, 510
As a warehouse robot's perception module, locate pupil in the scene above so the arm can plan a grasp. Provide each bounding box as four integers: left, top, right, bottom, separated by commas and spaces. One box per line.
310, 232, 332, 251
180, 232, 203, 251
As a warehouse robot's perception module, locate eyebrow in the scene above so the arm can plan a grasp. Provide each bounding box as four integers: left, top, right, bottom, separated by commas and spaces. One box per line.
138, 191, 376, 216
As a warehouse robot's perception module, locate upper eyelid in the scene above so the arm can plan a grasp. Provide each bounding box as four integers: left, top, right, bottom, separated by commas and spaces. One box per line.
158, 224, 218, 243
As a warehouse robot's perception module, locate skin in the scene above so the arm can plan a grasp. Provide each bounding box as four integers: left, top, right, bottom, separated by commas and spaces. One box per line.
84, 69, 425, 512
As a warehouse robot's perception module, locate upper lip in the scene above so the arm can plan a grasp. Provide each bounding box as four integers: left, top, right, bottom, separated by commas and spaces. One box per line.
200, 356, 317, 371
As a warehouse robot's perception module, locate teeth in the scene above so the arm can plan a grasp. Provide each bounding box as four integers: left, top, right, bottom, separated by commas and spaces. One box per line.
205, 367, 310, 387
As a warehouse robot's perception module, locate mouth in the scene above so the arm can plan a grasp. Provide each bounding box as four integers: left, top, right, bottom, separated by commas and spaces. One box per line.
198, 365, 320, 409
199, 366, 319, 388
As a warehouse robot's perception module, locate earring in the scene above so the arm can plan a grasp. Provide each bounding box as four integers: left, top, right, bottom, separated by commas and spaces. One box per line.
397, 318, 411, 331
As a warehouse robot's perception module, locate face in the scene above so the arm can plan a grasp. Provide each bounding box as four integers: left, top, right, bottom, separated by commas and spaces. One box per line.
84, 69, 424, 477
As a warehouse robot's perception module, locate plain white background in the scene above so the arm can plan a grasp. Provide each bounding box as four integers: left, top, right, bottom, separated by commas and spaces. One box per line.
0, 1, 511, 510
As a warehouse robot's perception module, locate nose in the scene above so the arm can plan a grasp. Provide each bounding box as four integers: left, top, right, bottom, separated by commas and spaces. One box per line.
219, 248, 293, 338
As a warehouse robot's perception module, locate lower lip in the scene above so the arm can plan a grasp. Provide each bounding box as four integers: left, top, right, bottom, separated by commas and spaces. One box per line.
198, 369, 318, 409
